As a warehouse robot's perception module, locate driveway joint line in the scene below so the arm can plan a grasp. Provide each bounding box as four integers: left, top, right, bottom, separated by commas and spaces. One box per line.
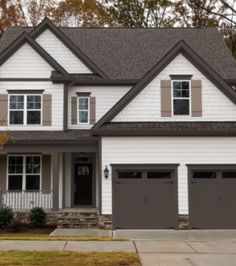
63, 240, 68, 250
185, 241, 199, 253
132, 241, 139, 254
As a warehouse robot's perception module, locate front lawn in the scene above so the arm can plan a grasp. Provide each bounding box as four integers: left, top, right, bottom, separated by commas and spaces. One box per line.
0, 251, 140, 266
0, 233, 126, 241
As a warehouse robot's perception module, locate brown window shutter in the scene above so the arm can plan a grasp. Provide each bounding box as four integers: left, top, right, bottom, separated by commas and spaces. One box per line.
71, 97, 77, 125
42, 155, 51, 191
42, 94, 52, 126
161, 80, 172, 117
0, 155, 7, 190
191, 80, 202, 117
0, 95, 8, 126
90, 97, 96, 124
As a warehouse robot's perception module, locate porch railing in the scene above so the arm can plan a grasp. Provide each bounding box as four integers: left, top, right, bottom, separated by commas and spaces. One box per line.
0, 190, 53, 211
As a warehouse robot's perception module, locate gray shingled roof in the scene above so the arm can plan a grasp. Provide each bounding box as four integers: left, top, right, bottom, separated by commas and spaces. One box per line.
7, 130, 97, 143
1, 27, 236, 80
95, 122, 236, 136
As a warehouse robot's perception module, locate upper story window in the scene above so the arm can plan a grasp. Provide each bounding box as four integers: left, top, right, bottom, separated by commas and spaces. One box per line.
8, 155, 41, 191
9, 95, 41, 125
172, 80, 190, 116
78, 96, 90, 124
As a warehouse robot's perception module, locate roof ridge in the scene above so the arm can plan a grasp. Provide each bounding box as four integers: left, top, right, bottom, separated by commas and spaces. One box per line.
7, 26, 218, 30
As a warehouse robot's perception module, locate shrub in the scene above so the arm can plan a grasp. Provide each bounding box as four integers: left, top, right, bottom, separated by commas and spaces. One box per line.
0, 206, 13, 229
30, 207, 47, 228
8, 220, 21, 232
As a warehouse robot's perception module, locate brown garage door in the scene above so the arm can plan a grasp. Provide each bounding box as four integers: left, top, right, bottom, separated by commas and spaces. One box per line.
112, 165, 178, 229
189, 165, 236, 229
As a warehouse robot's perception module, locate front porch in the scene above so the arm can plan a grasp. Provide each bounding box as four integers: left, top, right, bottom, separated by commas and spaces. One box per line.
0, 138, 101, 213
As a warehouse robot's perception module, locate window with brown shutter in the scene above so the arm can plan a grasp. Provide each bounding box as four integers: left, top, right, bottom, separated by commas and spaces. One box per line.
74, 93, 96, 125
161, 78, 202, 117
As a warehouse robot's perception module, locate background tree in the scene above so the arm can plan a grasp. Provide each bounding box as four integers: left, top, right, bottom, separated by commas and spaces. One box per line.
52, 0, 113, 27
176, 0, 236, 56
19, 0, 57, 27
107, 0, 175, 27
174, 0, 219, 27
0, 0, 26, 37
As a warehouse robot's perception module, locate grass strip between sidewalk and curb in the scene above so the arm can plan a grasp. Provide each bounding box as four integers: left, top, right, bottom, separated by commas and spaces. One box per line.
0, 233, 127, 241
0, 251, 141, 266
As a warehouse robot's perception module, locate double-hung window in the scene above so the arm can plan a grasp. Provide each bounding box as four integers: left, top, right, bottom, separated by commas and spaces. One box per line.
8, 155, 41, 191
172, 80, 190, 116
9, 95, 41, 125
78, 97, 90, 124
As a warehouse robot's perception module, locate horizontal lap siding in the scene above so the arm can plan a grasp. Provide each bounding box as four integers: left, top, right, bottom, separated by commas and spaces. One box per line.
0, 82, 64, 130
36, 29, 92, 74
68, 86, 131, 129
101, 137, 236, 215
0, 43, 53, 78
113, 54, 236, 122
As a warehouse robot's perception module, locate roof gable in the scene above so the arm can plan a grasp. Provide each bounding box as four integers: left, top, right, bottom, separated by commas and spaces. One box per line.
93, 40, 236, 130
36, 29, 93, 74
0, 31, 68, 76
30, 18, 107, 78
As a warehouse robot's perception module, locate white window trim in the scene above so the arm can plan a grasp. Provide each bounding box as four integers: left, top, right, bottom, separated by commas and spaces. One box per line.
171, 80, 191, 117
8, 94, 42, 126
6, 155, 42, 191
77, 96, 90, 125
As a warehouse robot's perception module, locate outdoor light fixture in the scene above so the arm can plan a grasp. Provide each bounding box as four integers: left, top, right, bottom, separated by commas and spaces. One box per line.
104, 165, 109, 179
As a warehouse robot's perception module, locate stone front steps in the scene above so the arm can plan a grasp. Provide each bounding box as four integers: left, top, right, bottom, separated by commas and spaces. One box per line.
56, 210, 99, 229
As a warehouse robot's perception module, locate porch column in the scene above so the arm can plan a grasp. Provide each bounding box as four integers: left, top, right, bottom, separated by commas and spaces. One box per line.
52, 152, 59, 211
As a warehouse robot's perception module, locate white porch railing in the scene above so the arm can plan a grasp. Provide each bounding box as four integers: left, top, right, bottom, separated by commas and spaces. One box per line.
0, 190, 53, 211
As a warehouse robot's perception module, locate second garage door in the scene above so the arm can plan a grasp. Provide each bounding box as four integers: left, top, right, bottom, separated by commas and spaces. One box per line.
189, 165, 236, 229
112, 164, 178, 229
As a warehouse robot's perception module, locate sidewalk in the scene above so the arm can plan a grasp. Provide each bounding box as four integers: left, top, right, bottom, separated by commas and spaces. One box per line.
0, 240, 135, 252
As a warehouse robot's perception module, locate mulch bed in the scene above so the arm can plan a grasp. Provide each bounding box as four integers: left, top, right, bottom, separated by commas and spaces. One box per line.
0, 225, 56, 234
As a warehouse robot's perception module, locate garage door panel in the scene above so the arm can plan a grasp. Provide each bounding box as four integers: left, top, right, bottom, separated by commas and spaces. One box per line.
113, 167, 178, 229
189, 167, 236, 229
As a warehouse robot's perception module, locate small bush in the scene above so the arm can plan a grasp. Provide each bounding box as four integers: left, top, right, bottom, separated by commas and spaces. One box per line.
8, 220, 21, 232
30, 207, 47, 228
0, 206, 13, 229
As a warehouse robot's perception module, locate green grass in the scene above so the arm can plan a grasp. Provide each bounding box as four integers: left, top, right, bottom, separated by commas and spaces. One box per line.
0, 251, 140, 265
0, 233, 127, 241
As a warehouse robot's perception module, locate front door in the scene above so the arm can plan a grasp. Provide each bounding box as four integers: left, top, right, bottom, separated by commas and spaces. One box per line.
74, 163, 93, 206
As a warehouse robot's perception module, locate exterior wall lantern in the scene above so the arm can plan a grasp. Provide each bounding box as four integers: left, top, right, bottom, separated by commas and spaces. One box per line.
104, 166, 109, 179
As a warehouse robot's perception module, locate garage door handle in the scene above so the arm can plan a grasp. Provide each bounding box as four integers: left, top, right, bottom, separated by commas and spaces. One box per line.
191, 182, 198, 184
165, 181, 174, 184
115, 182, 122, 184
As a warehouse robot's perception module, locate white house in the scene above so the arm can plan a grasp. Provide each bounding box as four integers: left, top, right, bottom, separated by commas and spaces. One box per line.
1, 18, 236, 229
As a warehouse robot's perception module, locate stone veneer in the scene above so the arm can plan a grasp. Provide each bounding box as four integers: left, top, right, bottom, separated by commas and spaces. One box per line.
14, 212, 188, 230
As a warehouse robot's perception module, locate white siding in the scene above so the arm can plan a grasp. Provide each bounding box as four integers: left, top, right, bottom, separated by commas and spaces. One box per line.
0, 43, 54, 78
113, 54, 236, 122
68, 86, 131, 129
102, 136, 236, 215
0, 81, 64, 131
36, 29, 92, 74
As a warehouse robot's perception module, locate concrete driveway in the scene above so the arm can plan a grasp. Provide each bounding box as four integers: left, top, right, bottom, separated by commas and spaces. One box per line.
135, 240, 236, 266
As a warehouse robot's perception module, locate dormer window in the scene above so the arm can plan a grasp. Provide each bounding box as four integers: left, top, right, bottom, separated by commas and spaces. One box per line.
78, 96, 90, 124
172, 80, 190, 116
